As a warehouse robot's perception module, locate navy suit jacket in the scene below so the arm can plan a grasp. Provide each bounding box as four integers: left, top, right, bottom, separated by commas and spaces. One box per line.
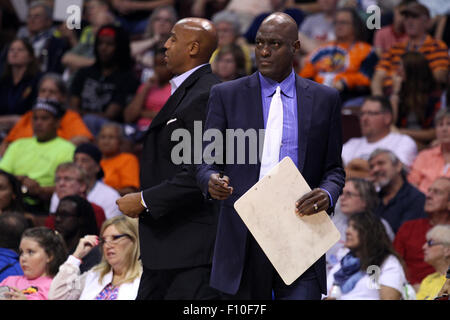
197, 72, 345, 295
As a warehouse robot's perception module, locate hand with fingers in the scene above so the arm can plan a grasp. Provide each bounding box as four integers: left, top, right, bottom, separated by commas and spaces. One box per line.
73, 235, 100, 261
3, 287, 27, 300
295, 188, 330, 217
208, 172, 233, 200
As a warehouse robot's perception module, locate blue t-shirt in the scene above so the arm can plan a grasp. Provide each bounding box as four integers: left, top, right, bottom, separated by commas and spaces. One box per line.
0, 248, 23, 282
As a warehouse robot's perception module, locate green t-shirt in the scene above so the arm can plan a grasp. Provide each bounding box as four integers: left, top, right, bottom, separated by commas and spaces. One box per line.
0, 136, 75, 187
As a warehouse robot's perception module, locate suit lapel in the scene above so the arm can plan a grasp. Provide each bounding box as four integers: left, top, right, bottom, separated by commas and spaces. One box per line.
296, 75, 312, 173
246, 72, 264, 131
148, 65, 211, 130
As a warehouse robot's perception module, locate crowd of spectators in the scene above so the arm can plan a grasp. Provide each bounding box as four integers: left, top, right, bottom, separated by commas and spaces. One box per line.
0, 0, 449, 300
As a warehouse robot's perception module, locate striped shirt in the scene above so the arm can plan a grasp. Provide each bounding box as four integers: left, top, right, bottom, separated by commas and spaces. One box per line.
376, 35, 449, 89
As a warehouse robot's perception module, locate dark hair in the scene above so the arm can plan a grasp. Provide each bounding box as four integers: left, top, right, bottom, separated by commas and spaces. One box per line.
0, 212, 29, 250
216, 43, 248, 79
348, 212, 405, 272
398, 51, 436, 126
94, 24, 134, 70
363, 95, 393, 114
1, 38, 40, 81
21, 227, 67, 277
0, 170, 26, 212
336, 7, 368, 42
59, 195, 99, 236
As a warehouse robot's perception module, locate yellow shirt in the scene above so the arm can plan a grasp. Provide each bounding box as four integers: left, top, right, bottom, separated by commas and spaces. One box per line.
416, 272, 446, 300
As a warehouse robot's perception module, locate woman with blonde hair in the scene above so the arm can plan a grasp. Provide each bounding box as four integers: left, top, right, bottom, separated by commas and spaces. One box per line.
49, 215, 142, 300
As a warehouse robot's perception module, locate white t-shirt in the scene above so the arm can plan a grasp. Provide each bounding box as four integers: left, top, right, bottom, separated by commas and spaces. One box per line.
50, 181, 122, 219
326, 250, 406, 300
342, 132, 417, 167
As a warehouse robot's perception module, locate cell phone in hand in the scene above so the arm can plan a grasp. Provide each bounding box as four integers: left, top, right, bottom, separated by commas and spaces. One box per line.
0, 286, 10, 299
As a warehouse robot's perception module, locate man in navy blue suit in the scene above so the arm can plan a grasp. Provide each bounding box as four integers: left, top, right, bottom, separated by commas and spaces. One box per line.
197, 12, 345, 299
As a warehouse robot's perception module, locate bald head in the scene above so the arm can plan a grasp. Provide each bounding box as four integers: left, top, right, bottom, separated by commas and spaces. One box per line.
260, 12, 299, 42
164, 17, 218, 74
255, 12, 300, 82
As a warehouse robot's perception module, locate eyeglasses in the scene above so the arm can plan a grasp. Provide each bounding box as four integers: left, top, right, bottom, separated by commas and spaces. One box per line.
341, 191, 361, 198
426, 239, 442, 247
99, 234, 130, 246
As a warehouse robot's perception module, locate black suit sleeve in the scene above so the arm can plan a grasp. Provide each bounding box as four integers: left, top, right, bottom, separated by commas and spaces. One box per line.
141, 92, 210, 220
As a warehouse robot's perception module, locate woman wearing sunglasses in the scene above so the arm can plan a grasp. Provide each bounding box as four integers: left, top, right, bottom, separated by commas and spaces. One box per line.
48, 215, 142, 300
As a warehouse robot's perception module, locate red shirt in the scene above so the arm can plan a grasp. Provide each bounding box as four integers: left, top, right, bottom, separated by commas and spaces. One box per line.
393, 218, 435, 285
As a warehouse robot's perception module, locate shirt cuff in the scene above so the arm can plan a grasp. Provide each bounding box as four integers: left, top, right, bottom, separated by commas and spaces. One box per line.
68, 255, 82, 267
320, 188, 333, 208
140, 191, 148, 209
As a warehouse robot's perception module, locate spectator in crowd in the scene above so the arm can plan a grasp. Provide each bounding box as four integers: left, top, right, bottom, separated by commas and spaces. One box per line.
327, 178, 394, 272
244, 0, 304, 45
16, 1, 69, 73
369, 148, 427, 233
299, 8, 378, 101
371, 2, 449, 96
0, 99, 75, 214
0, 227, 67, 300
408, 109, 450, 194
212, 44, 247, 82
0, 212, 29, 282
131, 5, 177, 82
298, 0, 338, 55
394, 177, 450, 289
73, 143, 122, 219
97, 123, 140, 195
49, 215, 142, 300
373, 0, 408, 57
0, 170, 26, 214
0, 170, 36, 226
342, 96, 417, 168
111, 0, 174, 36
416, 224, 450, 300
326, 211, 406, 300
389, 52, 442, 149
61, 0, 116, 79
53, 195, 102, 273
124, 47, 172, 131
0, 38, 41, 134
48, 162, 106, 232
0, 73, 93, 157
69, 24, 139, 136
211, 10, 252, 75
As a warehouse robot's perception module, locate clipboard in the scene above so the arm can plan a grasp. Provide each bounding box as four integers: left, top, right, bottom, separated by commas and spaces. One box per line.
233, 157, 340, 285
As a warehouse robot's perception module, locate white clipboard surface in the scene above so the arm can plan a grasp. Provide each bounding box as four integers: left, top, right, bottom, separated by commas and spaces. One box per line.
234, 157, 340, 285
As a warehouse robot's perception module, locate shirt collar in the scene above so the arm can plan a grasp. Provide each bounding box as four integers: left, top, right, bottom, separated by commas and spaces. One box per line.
169, 63, 208, 95
258, 69, 296, 98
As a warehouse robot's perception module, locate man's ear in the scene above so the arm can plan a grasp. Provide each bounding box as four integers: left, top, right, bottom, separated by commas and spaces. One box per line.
189, 41, 200, 56
293, 40, 301, 53
383, 112, 393, 127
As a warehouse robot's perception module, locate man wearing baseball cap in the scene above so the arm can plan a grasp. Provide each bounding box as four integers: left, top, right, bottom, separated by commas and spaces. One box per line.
0, 99, 75, 213
372, 1, 449, 95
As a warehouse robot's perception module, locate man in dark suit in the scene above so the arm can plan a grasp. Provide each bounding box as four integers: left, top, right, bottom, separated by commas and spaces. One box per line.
197, 13, 345, 299
116, 18, 221, 300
